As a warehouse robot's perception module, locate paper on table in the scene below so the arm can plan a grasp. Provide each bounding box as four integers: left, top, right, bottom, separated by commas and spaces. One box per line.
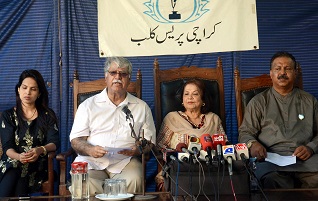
265, 152, 296, 166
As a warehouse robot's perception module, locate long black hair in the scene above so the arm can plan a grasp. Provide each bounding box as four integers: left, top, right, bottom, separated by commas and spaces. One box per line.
15, 69, 57, 131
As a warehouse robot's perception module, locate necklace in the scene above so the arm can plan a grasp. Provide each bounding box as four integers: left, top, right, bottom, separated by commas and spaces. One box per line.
25, 108, 37, 121
178, 112, 205, 129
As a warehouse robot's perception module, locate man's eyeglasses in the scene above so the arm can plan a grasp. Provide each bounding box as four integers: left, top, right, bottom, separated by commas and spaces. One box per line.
272, 67, 294, 74
107, 71, 130, 78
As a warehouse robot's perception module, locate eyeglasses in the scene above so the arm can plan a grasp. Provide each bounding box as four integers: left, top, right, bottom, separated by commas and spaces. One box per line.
107, 71, 130, 78
272, 67, 294, 74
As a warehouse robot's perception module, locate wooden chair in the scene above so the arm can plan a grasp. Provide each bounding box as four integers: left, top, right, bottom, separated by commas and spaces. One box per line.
234, 64, 303, 127
56, 69, 142, 195
40, 151, 56, 196
234, 64, 303, 191
153, 57, 225, 131
153, 57, 230, 192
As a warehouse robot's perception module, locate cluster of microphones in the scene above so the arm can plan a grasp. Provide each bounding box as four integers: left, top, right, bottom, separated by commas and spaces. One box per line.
162, 133, 250, 176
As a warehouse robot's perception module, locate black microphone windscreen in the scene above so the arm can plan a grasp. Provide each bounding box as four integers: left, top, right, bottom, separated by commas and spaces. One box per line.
122, 105, 129, 114
122, 105, 133, 119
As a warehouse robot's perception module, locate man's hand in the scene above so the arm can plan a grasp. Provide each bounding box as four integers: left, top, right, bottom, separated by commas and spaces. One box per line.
250, 141, 267, 161
118, 146, 141, 156
293, 145, 313, 161
89, 145, 107, 158
71, 137, 107, 157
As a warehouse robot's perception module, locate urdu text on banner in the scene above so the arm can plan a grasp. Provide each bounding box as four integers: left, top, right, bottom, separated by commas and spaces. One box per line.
98, 0, 259, 57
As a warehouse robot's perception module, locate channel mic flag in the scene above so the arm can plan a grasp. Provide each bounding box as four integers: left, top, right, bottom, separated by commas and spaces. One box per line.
234, 143, 249, 160
222, 145, 236, 176
98, 0, 259, 57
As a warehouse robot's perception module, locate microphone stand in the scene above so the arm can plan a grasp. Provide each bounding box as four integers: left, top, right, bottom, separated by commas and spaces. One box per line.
125, 115, 143, 154
241, 156, 269, 201
133, 130, 157, 200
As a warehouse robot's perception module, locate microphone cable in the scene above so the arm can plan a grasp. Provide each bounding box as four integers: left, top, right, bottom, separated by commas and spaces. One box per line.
188, 154, 194, 201
241, 158, 269, 201
216, 159, 226, 201
229, 174, 237, 201
128, 115, 138, 140
174, 159, 180, 201
150, 148, 196, 200
194, 154, 211, 201
207, 165, 218, 201
193, 154, 202, 200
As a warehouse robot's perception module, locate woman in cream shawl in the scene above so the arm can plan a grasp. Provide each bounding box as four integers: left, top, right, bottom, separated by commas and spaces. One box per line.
155, 79, 226, 190
157, 79, 226, 150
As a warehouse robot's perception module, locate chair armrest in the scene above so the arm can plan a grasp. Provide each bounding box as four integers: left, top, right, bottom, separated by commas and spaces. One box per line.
56, 147, 75, 161
41, 150, 56, 196
56, 148, 75, 195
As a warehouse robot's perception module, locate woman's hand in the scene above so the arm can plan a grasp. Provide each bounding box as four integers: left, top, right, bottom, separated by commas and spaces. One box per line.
21, 147, 41, 163
19, 152, 29, 164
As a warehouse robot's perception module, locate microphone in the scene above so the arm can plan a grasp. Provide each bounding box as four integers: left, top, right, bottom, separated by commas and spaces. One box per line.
199, 150, 208, 161
176, 143, 191, 163
122, 105, 142, 153
212, 134, 226, 150
176, 143, 192, 154
188, 135, 201, 155
162, 148, 178, 163
234, 143, 250, 172
234, 143, 265, 196
234, 143, 249, 162
122, 105, 133, 120
217, 144, 222, 162
222, 145, 236, 176
162, 158, 174, 177
212, 134, 226, 162
161, 149, 179, 177
178, 153, 189, 163
170, 154, 177, 161
200, 134, 213, 164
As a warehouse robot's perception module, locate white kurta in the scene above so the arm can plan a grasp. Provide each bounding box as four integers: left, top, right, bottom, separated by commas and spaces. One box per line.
70, 88, 156, 173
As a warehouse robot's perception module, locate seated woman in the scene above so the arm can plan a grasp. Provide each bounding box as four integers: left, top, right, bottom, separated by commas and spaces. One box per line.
0, 69, 60, 197
157, 79, 226, 150
156, 79, 227, 190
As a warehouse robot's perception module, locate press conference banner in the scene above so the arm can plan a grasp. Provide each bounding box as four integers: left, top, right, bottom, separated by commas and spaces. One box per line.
98, 0, 259, 57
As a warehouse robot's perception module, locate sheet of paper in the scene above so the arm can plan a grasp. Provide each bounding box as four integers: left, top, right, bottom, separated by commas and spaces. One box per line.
265, 152, 296, 166
104, 147, 131, 156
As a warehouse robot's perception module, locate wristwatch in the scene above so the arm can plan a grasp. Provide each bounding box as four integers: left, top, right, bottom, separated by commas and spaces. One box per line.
247, 140, 256, 149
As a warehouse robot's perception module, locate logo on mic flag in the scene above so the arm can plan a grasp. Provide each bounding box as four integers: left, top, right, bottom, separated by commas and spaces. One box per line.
234, 143, 247, 151
212, 134, 225, 142
202, 135, 212, 142
223, 145, 235, 155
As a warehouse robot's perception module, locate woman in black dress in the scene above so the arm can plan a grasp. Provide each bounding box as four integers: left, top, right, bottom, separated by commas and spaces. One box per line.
0, 69, 59, 196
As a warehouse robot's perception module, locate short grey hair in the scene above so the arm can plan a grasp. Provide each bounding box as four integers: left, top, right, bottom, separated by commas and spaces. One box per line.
104, 57, 133, 75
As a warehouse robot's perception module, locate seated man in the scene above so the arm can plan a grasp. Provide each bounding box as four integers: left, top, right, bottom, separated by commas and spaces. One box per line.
70, 57, 156, 195
239, 51, 318, 189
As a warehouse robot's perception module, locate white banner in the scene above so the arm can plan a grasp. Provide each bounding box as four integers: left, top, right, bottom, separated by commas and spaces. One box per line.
98, 0, 259, 57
